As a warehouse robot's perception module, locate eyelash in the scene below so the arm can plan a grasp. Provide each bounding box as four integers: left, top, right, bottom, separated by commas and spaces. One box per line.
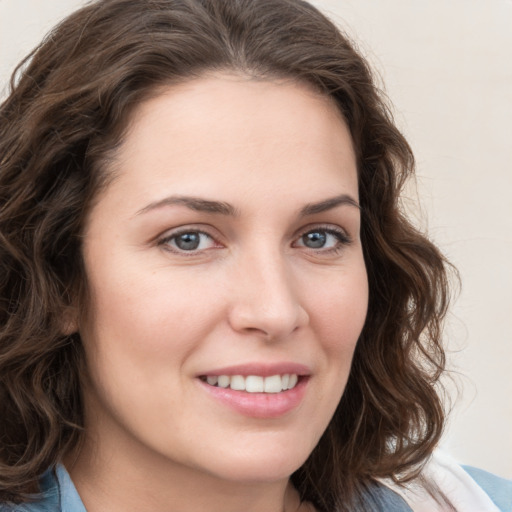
157, 225, 352, 256
158, 228, 218, 255
294, 226, 352, 254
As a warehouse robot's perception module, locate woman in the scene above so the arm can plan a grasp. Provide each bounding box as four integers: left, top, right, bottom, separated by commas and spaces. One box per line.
0, 0, 510, 511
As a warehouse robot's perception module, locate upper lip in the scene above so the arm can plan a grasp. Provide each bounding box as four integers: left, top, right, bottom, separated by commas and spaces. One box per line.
198, 362, 311, 377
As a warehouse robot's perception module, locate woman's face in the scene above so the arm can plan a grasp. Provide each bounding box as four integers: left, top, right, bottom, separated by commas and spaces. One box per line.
79, 74, 368, 484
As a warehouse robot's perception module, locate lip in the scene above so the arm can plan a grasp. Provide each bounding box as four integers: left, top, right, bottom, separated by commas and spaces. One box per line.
197, 362, 311, 378
196, 362, 311, 419
198, 376, 309, 418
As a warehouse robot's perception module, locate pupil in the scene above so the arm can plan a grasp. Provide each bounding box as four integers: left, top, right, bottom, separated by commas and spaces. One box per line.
304, 231, 326, 248
176, 233, 200, 250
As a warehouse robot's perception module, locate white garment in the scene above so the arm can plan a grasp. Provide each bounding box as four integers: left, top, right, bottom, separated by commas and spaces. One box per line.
380, 450, 501, 512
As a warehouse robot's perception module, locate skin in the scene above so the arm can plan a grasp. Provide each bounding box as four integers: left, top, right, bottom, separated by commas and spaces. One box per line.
69, 73, 368, 512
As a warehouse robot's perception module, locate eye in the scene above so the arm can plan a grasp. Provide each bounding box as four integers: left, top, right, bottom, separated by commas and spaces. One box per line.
159, 230, 218, 253
294, 227, 351, 251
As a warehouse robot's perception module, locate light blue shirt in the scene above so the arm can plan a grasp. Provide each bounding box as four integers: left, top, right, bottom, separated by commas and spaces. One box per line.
1, 464, 510, 511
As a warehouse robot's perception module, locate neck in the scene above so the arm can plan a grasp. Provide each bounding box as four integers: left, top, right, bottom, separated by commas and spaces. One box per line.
65, 431, 307, 512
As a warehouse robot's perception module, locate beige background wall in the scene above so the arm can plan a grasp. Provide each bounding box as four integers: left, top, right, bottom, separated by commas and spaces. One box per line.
1, 0, 511, 478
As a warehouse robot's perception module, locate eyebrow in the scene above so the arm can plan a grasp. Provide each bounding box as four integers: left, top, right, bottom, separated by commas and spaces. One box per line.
299, 194, 360, 216
136, 196, 239, 216
136, 193, 360, 217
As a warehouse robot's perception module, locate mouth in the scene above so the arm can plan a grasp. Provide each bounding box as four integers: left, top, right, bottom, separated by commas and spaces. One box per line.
197, 366, 309, 418
199, 373, 300, 393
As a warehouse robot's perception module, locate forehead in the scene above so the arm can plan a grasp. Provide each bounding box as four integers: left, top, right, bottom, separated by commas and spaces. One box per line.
101, 73, 358, 210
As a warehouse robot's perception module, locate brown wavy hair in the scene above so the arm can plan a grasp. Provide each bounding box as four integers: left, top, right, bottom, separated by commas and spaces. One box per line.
0, 0, 451, 509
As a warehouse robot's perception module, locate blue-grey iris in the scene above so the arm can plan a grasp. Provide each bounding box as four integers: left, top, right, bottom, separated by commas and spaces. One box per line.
303, 231, 326, 248
176, 232, 201, 250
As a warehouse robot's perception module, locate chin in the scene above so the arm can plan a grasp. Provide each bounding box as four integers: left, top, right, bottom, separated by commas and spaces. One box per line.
209, 458, 301, 484
197, 437, 314, 484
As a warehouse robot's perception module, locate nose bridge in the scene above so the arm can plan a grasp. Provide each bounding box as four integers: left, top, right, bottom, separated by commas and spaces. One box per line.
228, 243, 308, 339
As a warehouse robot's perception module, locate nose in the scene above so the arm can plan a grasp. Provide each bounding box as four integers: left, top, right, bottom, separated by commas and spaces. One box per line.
227, 249, 309, 340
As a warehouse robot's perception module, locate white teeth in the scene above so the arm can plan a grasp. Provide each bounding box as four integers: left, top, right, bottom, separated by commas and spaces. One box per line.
206, 376, 218, 386
217, 375, 230, 388
264, 375, 282, 393
245, 375, 264, 393
204, 373, 300, 393
230, 375, 245, 391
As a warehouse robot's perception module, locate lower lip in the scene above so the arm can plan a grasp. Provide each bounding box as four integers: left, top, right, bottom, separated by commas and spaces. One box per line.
198, 378, 308, 418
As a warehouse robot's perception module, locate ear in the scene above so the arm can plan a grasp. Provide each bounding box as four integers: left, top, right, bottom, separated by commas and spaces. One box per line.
60, 305, 79, 336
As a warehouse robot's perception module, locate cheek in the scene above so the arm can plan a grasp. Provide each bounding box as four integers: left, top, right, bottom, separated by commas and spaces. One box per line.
79, 268, 223, 426
83, 262, 223, 357
293, 264, 368, 454
306, 264, 368, 357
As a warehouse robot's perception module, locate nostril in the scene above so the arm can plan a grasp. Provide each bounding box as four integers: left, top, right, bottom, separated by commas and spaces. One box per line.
228, 297, 309, 340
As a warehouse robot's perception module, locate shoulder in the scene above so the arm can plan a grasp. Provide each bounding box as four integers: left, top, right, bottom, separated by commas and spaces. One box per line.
0, 469, 60, 511
0, 465, 86, 512
463, 465, 512, 512
376, 450, 512, 512
362, 483, 413, 511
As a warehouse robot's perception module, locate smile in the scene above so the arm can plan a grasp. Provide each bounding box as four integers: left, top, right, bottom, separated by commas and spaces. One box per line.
201, 374, 299, 393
